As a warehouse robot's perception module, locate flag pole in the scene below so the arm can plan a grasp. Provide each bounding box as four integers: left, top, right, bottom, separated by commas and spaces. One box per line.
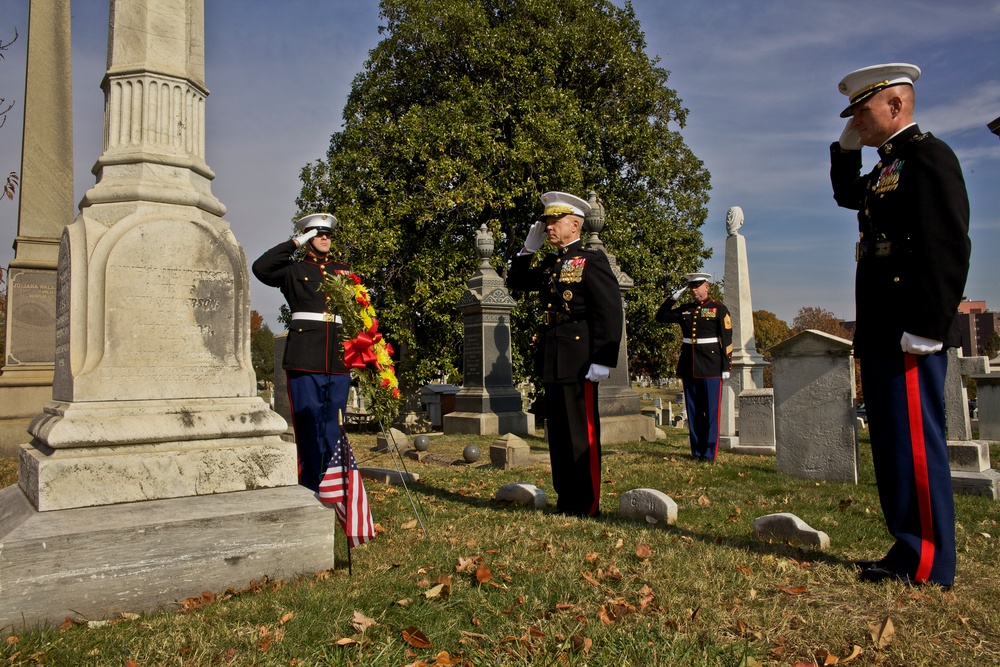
377, 421, 429, 539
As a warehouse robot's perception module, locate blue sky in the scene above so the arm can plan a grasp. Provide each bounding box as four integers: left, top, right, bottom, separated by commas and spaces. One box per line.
2, 1, 999, 330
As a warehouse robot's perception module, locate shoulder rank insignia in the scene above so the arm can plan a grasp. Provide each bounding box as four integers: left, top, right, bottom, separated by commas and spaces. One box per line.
723, 313, 732, 330
560, 257, 586, 283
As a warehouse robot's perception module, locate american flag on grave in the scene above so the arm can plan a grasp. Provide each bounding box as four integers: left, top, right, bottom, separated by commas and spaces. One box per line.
318, 432, 375, 547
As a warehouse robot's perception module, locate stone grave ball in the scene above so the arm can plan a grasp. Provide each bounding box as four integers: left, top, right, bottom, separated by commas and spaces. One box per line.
413, 435, 431, 452
463, 444, 481, 463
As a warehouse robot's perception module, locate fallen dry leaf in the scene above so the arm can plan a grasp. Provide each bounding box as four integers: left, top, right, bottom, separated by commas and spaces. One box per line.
335, 637, 363, 647
736, 565, 753, 576
614, 538, 624, 549
4, 636, 16, 645
841, 645, 864, 663
581, 571, 601, 587
456, 556, 482, 573
396, 598, 412, 606
279, 612, 295, 626
475, 564, 492, 584
402, 519, 418, 530
585, 552, 600, 563
351, 610, 377, 633
776, 585, 809, 595
870, 616, 894, 649
635, 544, 653, 559
638, 584, 655, 611
424, 584, 446, 599
697, 495, 711, 506
124, 660, 138, 667
402, 625, 432, 649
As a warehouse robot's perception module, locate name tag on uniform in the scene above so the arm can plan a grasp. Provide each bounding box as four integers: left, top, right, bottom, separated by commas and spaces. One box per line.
560, 257, 586, 283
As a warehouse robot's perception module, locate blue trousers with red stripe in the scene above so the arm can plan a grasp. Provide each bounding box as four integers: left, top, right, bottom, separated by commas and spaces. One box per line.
861, 350, 955, 586
286, 371, 352, 492
682, 377, 722, 460
544, 380, 602, 516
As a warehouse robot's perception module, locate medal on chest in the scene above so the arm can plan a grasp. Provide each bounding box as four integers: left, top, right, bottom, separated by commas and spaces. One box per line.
559, 257, 586, 283
874, 159, 903, 195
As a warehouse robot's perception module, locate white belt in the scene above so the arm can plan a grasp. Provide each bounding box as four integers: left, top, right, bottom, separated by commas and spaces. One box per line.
682, 337, 718, 344
290, 312, 342, 323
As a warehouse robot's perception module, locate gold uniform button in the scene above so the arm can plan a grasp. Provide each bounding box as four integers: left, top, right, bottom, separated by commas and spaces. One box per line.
304, 277, 309, 281
893, 277, 900, 283
574, 336, 580, 340
297, 328, 303, 332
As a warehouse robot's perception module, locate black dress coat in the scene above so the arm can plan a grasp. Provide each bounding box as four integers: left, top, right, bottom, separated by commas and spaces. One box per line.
252, 240, 350, 373
507, 240, 623, 383
830, 124, 970, 358
656, 297, 733, 379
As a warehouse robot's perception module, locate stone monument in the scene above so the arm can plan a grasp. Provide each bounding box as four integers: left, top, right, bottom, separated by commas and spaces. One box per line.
771, 330, 858, 484
0, 1, 335, 627
0, 0, 73, 456
718, 206, 768, 453
580, 192, 655, 443
443, 224, 534, 435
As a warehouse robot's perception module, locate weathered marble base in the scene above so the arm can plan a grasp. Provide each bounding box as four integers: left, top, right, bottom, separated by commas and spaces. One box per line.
0, 485, 336, 630
19, 436, 296, 511
947, 440, 991, 472
0, 383, 53, 457
720, 436, 776, 456
950, 469, 1000, 499
597, 414, 656, 444
442, 411, 534, 436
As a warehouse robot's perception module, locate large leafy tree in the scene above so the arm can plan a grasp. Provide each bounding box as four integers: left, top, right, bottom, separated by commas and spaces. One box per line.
298, 0, 711, 387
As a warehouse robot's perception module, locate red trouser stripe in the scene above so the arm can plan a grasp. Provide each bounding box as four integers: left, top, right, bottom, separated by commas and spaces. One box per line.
903, 353, 935, 583
584, 381, 601, 516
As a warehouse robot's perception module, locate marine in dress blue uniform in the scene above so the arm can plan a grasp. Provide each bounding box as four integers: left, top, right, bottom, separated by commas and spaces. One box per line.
656, 273, 733, 461
831, 64, 970, 588
252, 213, 352, 492
507, 192, 623, 517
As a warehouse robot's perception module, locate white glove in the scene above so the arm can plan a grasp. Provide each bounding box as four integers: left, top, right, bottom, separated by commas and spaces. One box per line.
671, 286, 687, 301
901, 332, 943, 355
293, 228, 318, 247
722, 372, 731, 380
585, 363, 611, 382
839, 120, 862, 151
522, 220, 546, 253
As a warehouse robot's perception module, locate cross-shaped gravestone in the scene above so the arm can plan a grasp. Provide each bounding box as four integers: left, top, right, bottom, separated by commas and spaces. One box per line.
945, 347, 989, 441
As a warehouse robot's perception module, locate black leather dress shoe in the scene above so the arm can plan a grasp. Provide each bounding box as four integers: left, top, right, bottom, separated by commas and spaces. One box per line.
852, 558, 886, 571
858, 567, 953, 591
858, 566, 912, 584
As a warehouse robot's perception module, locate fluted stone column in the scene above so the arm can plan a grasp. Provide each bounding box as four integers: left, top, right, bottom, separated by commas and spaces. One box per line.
0, 0, 334, 628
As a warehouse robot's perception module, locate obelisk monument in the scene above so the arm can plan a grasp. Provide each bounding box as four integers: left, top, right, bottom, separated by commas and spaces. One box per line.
718, 206, 769, 452
0, 0, 73, 455
0, 0, 337, 627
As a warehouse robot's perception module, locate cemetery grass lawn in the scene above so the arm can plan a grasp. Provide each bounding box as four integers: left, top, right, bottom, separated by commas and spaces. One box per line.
1, 434, 998, 666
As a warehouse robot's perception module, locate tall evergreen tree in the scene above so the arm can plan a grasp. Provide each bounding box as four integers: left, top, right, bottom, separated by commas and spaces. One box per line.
297, 0, 711, 387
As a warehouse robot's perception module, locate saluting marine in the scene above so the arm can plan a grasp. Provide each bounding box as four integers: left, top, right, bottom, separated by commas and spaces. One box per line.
507, 191, 623, 517
831, 63, 970, 589
656, 273, 733, 461
252, 213, 352, 492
